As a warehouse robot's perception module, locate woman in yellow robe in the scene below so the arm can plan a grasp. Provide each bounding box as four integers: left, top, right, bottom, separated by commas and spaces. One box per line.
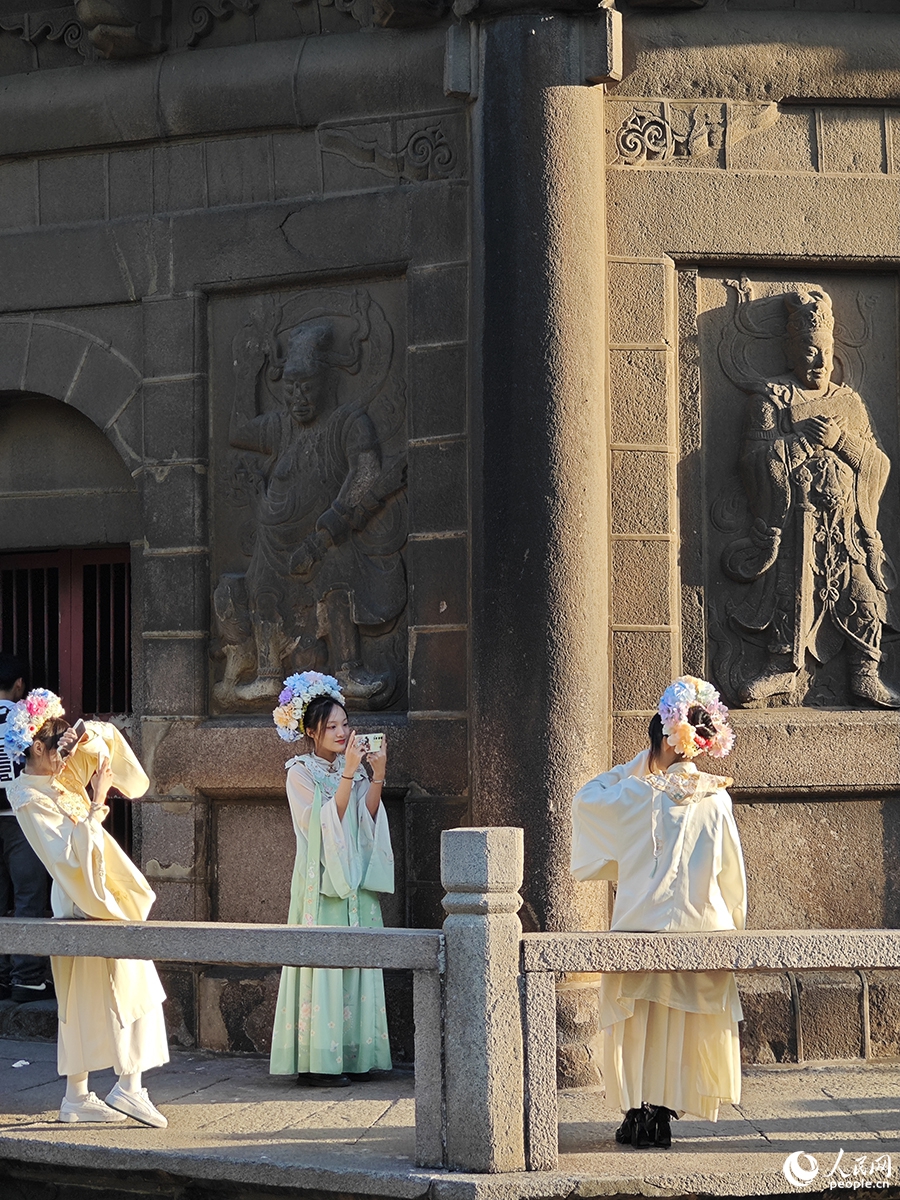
5, 690, 169, 1127
571, 676, 746, 1148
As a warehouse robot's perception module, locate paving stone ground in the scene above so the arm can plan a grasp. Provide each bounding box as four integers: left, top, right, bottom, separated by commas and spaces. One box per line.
1, 1037, 900, 1198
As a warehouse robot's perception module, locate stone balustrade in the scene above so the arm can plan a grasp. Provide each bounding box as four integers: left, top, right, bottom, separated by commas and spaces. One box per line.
4, 826, 900, 1177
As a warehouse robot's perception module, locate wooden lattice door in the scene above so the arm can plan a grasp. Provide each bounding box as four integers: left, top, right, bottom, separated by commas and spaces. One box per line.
0, 548, 133, 852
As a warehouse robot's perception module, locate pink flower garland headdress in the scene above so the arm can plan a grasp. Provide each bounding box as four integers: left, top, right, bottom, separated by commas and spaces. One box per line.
5, 688, 66, 764
658, 675, 734, 760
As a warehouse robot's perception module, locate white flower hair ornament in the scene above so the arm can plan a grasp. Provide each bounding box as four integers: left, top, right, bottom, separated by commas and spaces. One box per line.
272, 671, 344, 743
4, 689, 65, 764
658, 675, 734, 760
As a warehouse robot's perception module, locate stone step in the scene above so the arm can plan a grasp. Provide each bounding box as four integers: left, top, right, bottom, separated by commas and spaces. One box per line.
0, 998, 57, 1043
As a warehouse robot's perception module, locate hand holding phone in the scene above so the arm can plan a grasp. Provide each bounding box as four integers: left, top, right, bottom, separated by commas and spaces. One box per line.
59, 719, 88, 759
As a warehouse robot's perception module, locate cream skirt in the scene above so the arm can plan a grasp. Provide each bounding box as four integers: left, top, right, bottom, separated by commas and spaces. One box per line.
53, 956, 170, 1077
602, 996, 742, 1121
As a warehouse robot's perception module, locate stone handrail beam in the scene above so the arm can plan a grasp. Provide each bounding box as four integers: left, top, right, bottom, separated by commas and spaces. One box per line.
0, 915, 446, 1170
0, 917, 444, 971
521, 928, 900, 974
5, 838, 892, 1179
520, 926, 900, 1173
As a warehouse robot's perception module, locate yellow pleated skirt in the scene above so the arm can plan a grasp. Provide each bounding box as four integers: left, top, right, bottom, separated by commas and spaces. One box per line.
600, 972, 742, 1122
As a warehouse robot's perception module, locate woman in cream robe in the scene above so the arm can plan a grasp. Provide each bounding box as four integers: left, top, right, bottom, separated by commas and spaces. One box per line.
571, 689, 746, 1145
7, 717, 169, 1117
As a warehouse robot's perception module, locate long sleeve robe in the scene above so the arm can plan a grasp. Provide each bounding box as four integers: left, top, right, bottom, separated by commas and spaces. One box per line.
270, 751, 394, 1076
7, 722, 168, 1077
571, 754, 747, 1120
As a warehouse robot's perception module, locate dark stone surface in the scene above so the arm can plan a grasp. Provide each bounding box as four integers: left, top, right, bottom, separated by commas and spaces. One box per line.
19, 321, 91, 403
867, 970, 900, 1058
407, 343, 467, 440
408, 536, 468, 628
159, 966, 198, 1049
139, 464, 207, 550
141, 639, 208, 717
142, 293, 204, 379
406, 880, 445, 930
798, 972, 863, 1062
406, 796, 468, 884
408, 263, 468, 346
198, 967, 280, 1055
409, 629, 467, 711
738, 974, 798, 1065
141, 553, 210, 633
408, 440, 467, 533
37, 155, 106, 226
0, 998, 57, 1044
142, 378, 208, 465
469, 13, 609, 934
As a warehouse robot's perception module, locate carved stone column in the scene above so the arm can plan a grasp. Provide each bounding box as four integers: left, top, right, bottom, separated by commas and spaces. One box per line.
469, 14, 614, 936
441, 826, 525, 1173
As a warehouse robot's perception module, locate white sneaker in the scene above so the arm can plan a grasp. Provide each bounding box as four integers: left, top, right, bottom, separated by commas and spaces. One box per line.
105, 1082, 168, 1128
59, 1092, 127, 1123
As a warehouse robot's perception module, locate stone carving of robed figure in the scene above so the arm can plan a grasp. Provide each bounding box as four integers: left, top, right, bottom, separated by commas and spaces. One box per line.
723, 286, 900, 707
214, 291, 407, 710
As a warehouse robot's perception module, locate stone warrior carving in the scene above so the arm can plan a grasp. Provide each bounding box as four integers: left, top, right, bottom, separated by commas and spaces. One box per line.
722, 286, 900, 707
213, 289, 407, 710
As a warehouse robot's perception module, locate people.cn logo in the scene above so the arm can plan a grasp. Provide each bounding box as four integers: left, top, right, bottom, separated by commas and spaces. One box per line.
784, 1152, 821, 1188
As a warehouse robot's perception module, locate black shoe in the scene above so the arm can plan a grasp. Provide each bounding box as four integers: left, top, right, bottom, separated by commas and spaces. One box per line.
0, 982, 10, 1001
11, 980, 55, 1004
302, 1073, 351, 1088
631, 1103, 656, 1148
615, 1108, 640, 1144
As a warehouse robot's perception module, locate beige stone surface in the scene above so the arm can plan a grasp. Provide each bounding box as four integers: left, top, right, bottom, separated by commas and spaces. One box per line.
608, 348, 670, 445
608, 258, 669, 346
611, 539, 671, 627
618, 12, 900, 102
611, 630, 673, 714
214, 799, 293, 924
610, 450, 672, 536
736, 801, 896, 930
3, 1039, 900, 1198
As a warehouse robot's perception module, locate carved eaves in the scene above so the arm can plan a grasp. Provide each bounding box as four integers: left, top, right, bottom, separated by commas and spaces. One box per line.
186, 0, 258, 47
0, 5, 91, 56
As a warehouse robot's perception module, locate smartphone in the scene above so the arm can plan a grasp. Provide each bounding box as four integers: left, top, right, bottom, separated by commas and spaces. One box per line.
355, 733, 384, 755
60, 719, 87, 759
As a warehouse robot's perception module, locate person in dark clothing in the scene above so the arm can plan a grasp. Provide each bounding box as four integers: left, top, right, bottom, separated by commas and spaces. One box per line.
0, 653, 52, 1002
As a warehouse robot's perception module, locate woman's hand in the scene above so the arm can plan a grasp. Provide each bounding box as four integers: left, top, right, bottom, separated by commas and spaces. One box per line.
367, 738, 387, 782
344, 732, 364, 775
90, 757, 113, 810
57, 728, 79, 759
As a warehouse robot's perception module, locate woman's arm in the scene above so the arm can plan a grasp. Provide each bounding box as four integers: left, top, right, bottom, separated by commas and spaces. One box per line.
334, 734, 366, 820
364, 739, 387, 818
60, 722, 149, 800
11, 787, 114, 919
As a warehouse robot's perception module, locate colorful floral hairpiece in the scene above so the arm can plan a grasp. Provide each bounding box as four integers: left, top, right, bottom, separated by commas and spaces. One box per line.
272, 671, 344, 743
658, 675, 734, 760
4, 688, 65, 764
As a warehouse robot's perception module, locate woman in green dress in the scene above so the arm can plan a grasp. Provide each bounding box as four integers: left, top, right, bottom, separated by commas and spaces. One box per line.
269, 671, 394, 1087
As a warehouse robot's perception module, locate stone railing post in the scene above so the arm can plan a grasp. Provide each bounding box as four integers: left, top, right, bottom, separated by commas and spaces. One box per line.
441, 826, 525, 1173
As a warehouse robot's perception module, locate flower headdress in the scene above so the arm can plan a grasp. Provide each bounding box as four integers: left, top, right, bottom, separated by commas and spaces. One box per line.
5, 688, 65, 764
658, 676, 734, 760
272, 671, 344, 742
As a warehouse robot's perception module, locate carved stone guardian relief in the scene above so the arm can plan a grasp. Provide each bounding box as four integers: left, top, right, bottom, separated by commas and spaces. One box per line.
686, 272, 900, 709
210, 285, 408, 713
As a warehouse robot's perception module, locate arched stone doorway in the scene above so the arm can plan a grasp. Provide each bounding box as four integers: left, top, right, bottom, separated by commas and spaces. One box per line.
0, 321, 144, 850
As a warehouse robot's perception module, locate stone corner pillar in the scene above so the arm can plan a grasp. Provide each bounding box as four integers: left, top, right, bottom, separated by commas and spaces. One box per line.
441, 826, 525, 1173
469, 12, 613, 936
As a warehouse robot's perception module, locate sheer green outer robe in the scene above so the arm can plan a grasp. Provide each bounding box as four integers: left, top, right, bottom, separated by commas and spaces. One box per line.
270, 752, 394, 1076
